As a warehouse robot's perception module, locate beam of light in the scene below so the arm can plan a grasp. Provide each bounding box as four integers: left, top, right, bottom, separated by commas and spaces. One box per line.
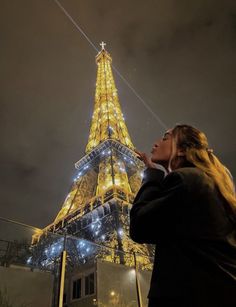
54, 0, 99, 52
53, 0, 167, 131
112, 66, 168, 130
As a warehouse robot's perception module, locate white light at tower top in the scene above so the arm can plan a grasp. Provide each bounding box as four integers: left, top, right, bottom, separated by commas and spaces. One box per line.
100, 41, 106, 50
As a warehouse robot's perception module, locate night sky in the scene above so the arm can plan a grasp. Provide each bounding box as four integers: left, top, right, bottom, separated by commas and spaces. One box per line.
1, 0, 236, 230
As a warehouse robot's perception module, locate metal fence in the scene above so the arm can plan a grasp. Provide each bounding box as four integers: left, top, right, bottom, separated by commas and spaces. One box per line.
0, 217, 153, 307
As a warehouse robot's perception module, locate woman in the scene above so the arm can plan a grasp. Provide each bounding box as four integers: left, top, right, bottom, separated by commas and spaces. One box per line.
130, 124, 236, 307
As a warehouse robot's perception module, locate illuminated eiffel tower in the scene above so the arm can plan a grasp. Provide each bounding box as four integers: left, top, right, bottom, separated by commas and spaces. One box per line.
33, 42, 153, 266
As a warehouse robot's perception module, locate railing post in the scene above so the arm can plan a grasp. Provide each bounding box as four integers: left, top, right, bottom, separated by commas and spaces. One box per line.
58, 234, 67, 307
133, 252, 143, 307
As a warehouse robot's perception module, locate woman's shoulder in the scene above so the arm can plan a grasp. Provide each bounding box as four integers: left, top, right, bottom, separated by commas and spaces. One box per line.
169, 167, 210, 186
173, 166, 204, 176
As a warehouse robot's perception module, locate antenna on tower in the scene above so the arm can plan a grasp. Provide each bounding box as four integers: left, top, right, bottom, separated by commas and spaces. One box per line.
100, 41, 106, 50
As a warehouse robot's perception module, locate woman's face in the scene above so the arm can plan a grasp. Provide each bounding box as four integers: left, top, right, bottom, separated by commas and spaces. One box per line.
150, 130, 173, 167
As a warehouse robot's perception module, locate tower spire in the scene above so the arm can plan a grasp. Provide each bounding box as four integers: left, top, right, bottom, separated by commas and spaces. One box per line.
86, 43, 134, 153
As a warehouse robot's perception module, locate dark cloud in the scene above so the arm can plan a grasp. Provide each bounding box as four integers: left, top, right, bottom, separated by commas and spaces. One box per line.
0, 0, 236, 232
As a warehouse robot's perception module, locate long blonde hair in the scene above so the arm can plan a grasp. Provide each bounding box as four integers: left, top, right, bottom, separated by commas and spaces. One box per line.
170, 124, 236, 215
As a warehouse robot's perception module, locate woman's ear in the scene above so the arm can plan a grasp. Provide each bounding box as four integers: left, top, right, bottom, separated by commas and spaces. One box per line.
176, 149, 185, 157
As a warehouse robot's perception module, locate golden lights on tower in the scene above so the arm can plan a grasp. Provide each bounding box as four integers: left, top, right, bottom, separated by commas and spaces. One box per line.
32, 43, 153, 271
86, 43, 134, 153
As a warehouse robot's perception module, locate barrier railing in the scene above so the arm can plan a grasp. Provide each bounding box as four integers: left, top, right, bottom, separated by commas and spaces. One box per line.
0, 217, 154, 307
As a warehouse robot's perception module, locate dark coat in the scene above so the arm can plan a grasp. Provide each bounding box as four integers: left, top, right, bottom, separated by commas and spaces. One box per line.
130, 167, 236, 307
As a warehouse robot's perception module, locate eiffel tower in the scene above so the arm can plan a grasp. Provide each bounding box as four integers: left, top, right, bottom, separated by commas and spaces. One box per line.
32, 42, 153, 267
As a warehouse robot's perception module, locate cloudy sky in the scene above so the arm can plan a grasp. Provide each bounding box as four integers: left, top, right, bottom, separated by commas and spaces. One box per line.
1, 0, 236, 230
